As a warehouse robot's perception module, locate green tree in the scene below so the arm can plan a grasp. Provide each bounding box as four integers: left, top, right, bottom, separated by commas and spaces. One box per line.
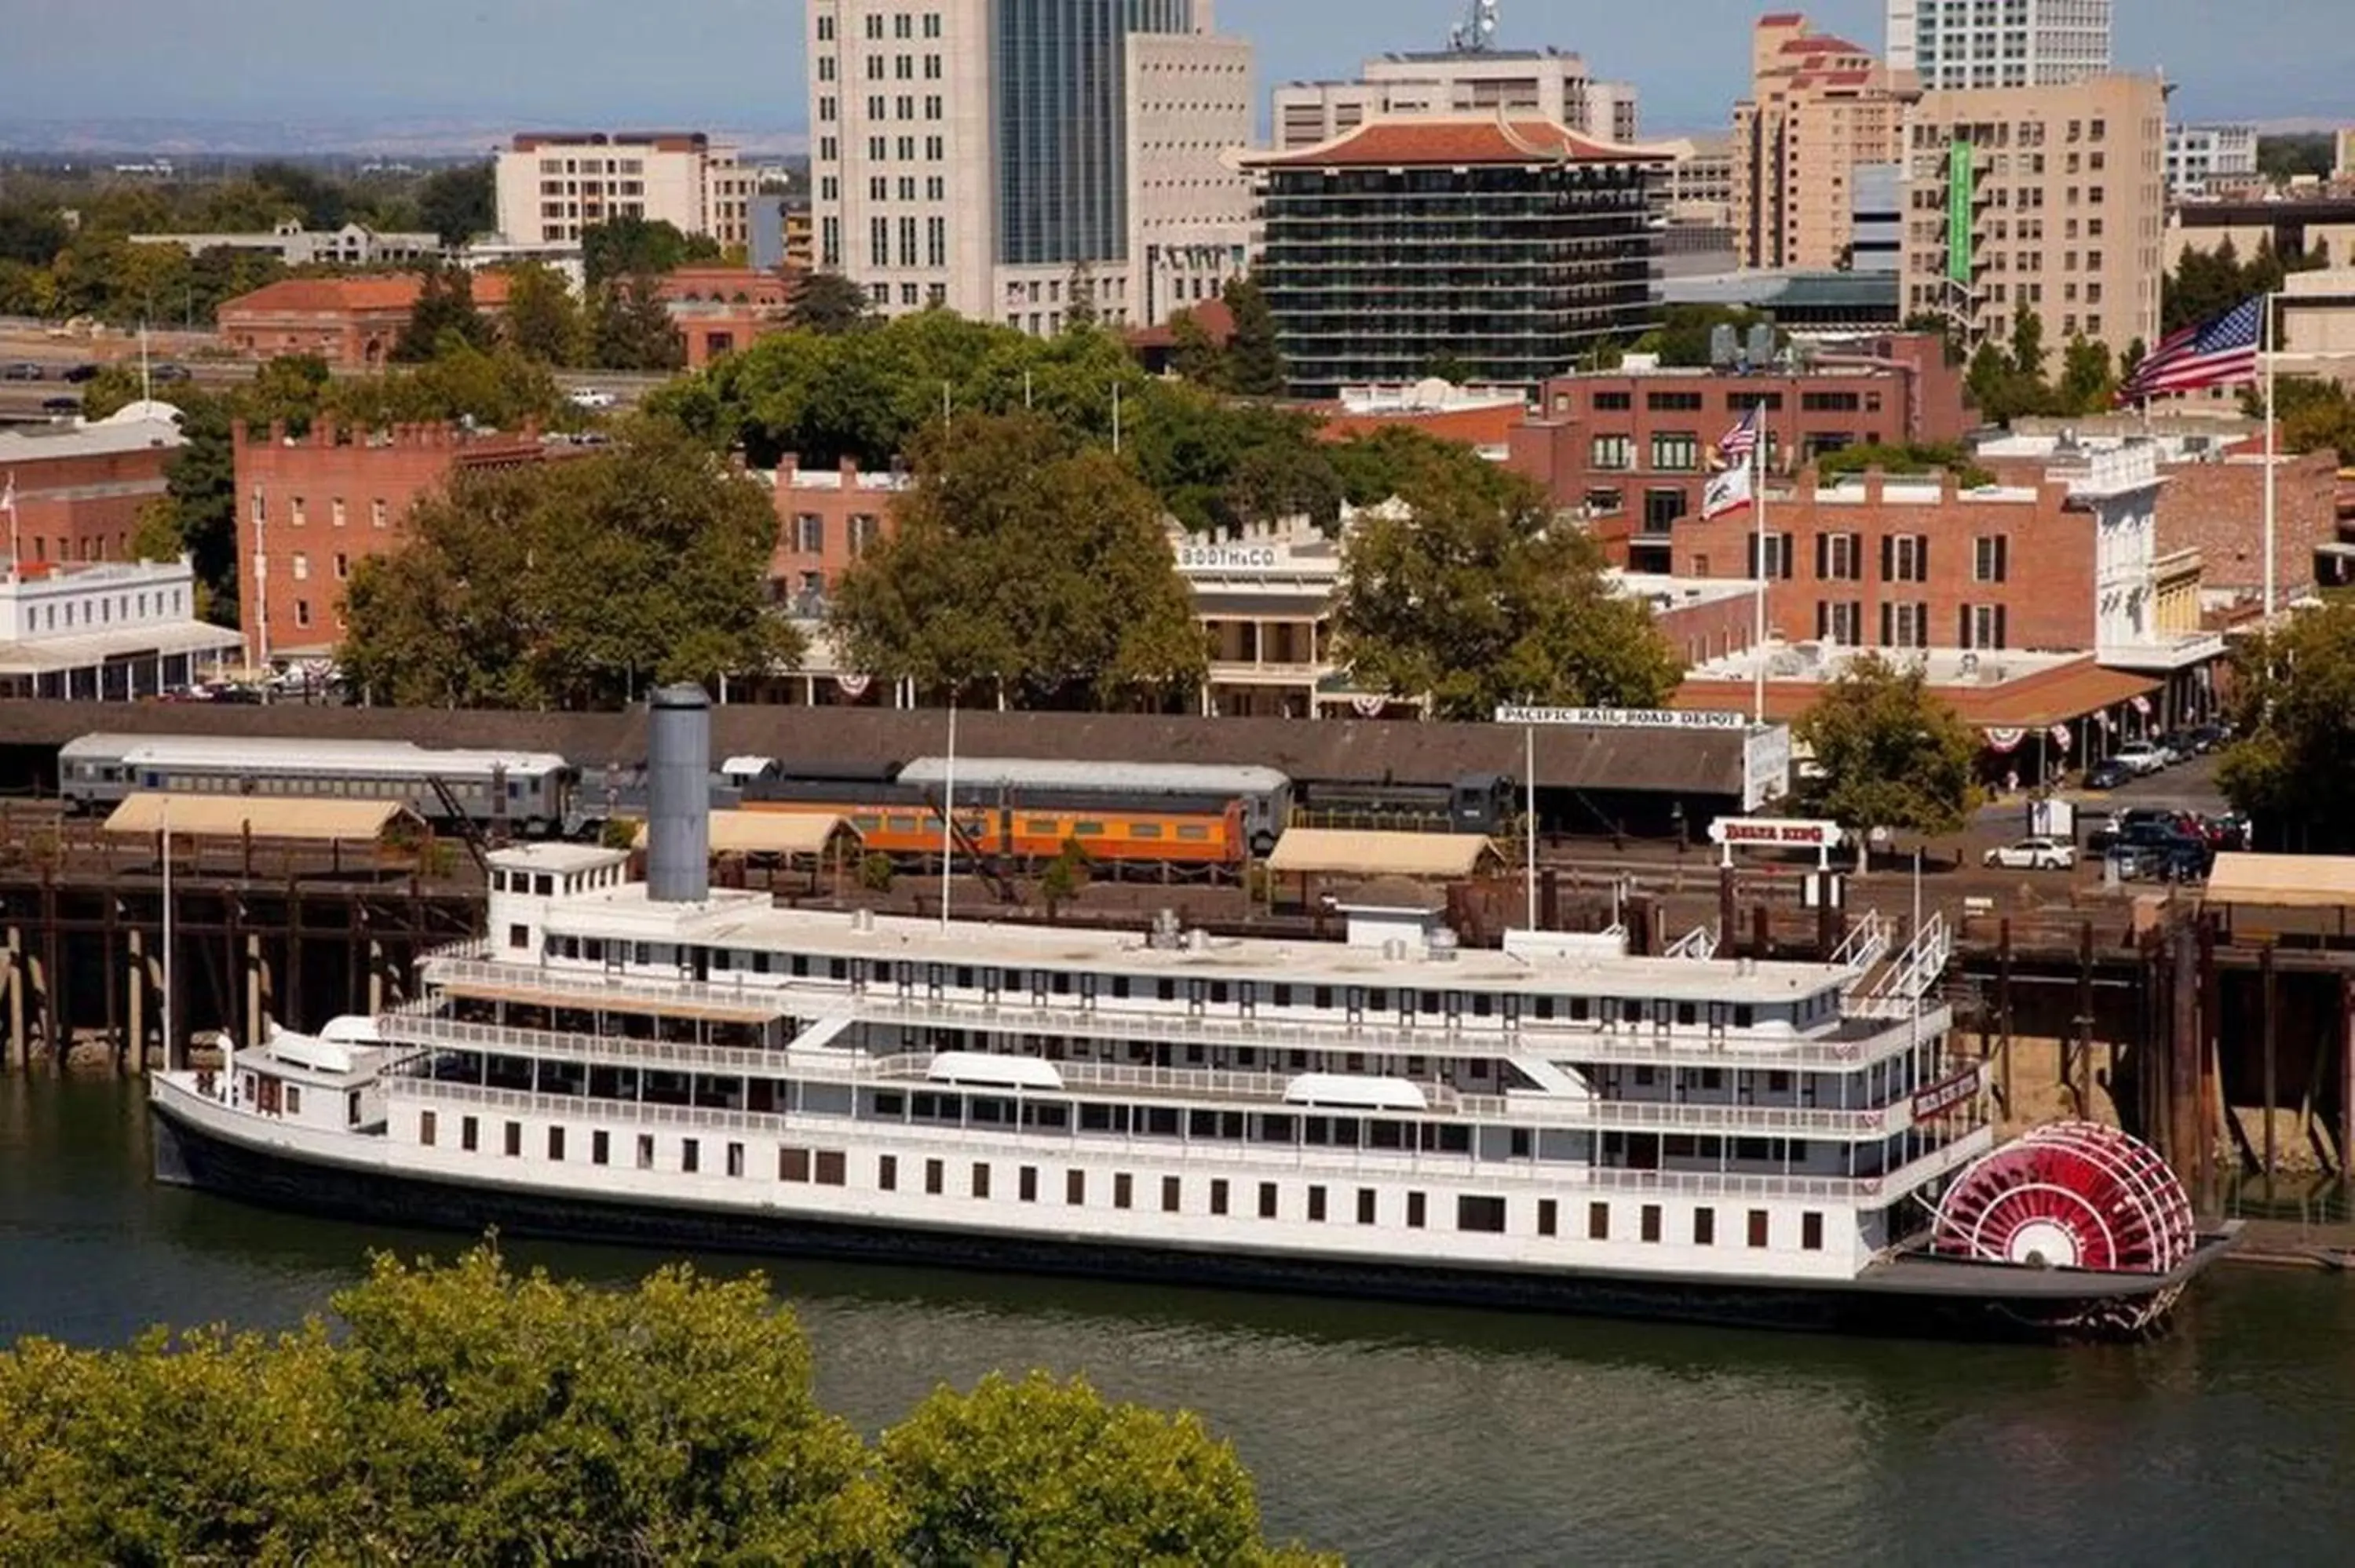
2057, 334, 2114, 414
500, 260, 586, 366
391, 264, 493, 362
2218, 600, 2355, 851
1064, 261, 1099, 328
1222, 441, 1344, 534
590, 273, 688, 372
249, 160, 349, 229
582, 214, 719, 286
158, 390, 239, 625
1792, 653, 1981, 837
414, 161, 495, 245
1816, 441, 1995, 489
1334, 449, 1681, 720
789, 270, 875, 334
881, 1372, 1324, 1568
1220, 275, 1287, 396
2246, 374, 2355, 461
2256, 133, 2335, 183
340, 418, 794, 707
126, 496, 183, 564
1036, 837, 1091, 917
828, 412, 1207, 709
2008, 306, 2049, 389
1169, 308, 1225, 385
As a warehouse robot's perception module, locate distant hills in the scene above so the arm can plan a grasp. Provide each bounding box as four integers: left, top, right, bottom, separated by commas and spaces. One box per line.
0, 118, 811, 160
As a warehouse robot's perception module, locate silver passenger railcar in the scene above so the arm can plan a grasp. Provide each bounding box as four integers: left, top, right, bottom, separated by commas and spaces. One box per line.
58, 735, 579, 835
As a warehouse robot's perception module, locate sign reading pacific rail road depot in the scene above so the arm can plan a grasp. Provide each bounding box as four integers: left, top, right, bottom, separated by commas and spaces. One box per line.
1493, 706, 1750, 731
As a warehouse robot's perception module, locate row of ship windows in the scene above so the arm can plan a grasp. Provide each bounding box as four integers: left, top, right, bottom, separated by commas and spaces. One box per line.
414, 1111, 1828, 1252
536, 939, 1813, 1029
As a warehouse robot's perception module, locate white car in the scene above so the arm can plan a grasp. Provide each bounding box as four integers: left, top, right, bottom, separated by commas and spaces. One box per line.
2111, 740, 2171, 775
566, 387, 616, 410
1984, 837, 2077, 871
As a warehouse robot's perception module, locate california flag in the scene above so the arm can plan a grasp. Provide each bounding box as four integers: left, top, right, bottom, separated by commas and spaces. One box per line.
1700, 460, 1753, 520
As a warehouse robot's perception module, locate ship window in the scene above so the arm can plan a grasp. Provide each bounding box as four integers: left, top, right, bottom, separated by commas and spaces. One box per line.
548, 1126, 566, 1161
503, 1121, 521, 1157
1314, 986, 1333, 1009
1733, 1005, 1754, 1027
1588, 1202, 1610, 1240
1406, 1192, 1427, 1229
1570, 997, 1590, 1021
1802, 1212, 1825, 1251
1677, 1001, 1697, 1025
1535, 997, 1554, 1019
637, 1133, 655, 1169
1357, 1187, 1377, 1223
508, 923, 528, 949
1641, 1204, 1662, 1242
1703, 1068, 1725, 1092
1111, 975, 1131, 998
781, 1146, 810, 1182
1748, 1209, 1770, 1248
462, 1115, 479, 1151
1693, 1207, 1716, 1245
1210, 1179, 1229, 1216
285, 1085, 303, 1115
681, 1138, 700, 1173
1620, 999, 1642, 1023
1538, 1198, 1558, 1237
1457, 1195, 1505, 1233
1019, 1165, 1039, 1202
816, 1150, 845, 1185
419, 1110, 437, 1146
727, 1142, 746, 1178
1634, 1065, 1656, 1087
1258, 1181, 1278, 1219
1308, 1184, 1327, 1222
1066, 1169, 1086, 1205
874, 1092, 904, 1116
593, 1130, 609, 1165
926, 1158, 944, 1194
1367, 990, 1389, 1013
971, 1162, 991, 1198
1157, 979, 1175, 1002
1115, 1172, 1133, 1209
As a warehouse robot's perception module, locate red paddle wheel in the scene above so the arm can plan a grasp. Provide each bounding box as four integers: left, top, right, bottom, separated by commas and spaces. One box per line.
1933, 1121, 2195, 1275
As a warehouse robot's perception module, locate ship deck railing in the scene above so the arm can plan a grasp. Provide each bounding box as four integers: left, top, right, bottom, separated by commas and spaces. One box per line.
373, 1013, 1970, 1143
378, 1077, 1995, 1205
418, 954, 1949, 1071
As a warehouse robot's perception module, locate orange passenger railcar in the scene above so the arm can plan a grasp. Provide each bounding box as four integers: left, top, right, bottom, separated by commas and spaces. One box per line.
742, 798, 1248, 866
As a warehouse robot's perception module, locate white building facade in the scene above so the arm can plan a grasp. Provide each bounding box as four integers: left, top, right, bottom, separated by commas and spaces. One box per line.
1886, 0, 2112, 89
2163, 124, 2258, 198
805, 0, 1255, 332
1272, 48, 1638, 152
0, 556, 241, 700
494, 133, 756, 249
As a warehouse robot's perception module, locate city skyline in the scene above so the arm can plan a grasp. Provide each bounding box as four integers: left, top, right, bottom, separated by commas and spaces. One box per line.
0, 0, 2346, 143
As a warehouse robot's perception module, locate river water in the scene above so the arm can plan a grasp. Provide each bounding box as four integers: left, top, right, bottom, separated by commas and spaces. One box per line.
5, 1078, 2353, 1566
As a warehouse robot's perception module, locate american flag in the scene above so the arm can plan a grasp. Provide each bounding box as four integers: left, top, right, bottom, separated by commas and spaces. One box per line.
2117, 295, 2263, 403
1718, 403, 1762, 462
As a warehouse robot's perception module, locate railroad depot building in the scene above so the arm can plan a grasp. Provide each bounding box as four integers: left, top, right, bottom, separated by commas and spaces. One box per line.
1502, 331, 1970, 570
0, 407, 185, 567
216, 273, 516, 370
231, 418, 559, 666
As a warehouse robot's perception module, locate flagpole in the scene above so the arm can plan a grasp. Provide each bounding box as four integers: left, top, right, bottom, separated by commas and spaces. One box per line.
2262, 289, 2277, 625
1751, 417, 1768, 727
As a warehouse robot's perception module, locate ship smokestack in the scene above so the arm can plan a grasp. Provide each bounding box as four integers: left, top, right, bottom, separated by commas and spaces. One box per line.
646, 684, 710, 903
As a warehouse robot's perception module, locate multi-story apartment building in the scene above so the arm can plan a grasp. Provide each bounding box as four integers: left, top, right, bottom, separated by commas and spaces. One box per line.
1660, 133, 1735, 226
1238, 118, 1663, 399
1502, 334, 1971, 569
494, 133, 756, 249
0, 410, 184, 567
232, 418, 558, 664
2163, 124, 2259, 199
805, 0, 1254, 332
1898, 74, 2167, 363
1733, 16, 1908, 272
1886, 0, 2112, 90
1272, 47, 1639, 151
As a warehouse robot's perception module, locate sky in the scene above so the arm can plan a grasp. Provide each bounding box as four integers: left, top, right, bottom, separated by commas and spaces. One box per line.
0, 0, 2348, 136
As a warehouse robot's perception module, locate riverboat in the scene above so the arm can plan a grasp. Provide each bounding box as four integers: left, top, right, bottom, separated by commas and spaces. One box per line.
148, 691, 2234, 1340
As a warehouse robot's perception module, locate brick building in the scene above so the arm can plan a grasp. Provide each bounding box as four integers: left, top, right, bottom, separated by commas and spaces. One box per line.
764, 456, 911, 613
1981, 426, 2343, 606
1504, 333, 1970, 571
0, 410, 184, 567
232, 418, 549, 665
217, 274, 515, 370
658, 266, 797, 369
1667, 444, 2208, 673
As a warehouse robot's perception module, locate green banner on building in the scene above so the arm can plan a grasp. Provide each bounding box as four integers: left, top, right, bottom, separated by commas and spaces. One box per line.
1945, 142, 1973, 287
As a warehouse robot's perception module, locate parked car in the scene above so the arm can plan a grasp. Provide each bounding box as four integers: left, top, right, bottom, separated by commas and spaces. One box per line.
1985, 837, 2077, 871
2, 361, 45, 381
39, 396, 79, 414
2083, 759, 2134, 790
2088, 808, 2194, 855
2110, 836, 2211, 884
567, 387, 616, 410
2111, 739, 2172, 775
59, 363, 100, 382
148, 363, 192, 383
2185, 723, 2230, 754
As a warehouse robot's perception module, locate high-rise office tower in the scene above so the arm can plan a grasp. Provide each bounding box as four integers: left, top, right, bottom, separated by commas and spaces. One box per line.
805, 1, 1255, 332
1887, 0, 2112, 89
